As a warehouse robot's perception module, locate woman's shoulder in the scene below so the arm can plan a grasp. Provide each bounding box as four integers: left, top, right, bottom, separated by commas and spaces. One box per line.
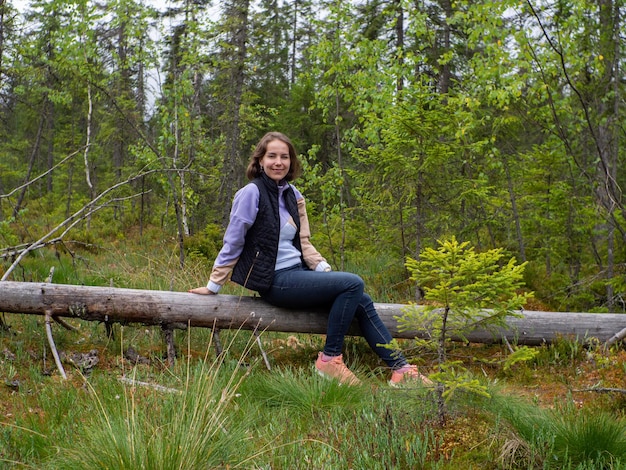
233, 182, 260, 207
236, 182, 260, 197
288, 184, 304, 200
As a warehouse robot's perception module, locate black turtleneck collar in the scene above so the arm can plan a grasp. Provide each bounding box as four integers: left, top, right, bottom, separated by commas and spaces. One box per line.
259, 172, 288, 191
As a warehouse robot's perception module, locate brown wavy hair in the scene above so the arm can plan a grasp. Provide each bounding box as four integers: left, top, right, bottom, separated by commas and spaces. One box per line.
246, 132, 302, 181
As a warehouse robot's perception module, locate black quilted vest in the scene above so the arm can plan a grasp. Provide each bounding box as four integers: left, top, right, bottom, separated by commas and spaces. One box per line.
231, 173, 302, 292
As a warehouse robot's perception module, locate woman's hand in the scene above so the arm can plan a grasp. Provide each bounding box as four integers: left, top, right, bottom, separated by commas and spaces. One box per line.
316, 261, 332, 272
188, 286, 216, 295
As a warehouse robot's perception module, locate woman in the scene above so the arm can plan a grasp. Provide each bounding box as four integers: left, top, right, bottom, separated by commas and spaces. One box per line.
190, 131, 431, 387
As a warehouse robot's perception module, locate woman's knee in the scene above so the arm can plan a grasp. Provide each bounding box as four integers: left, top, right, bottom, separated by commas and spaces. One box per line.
343, 272, 365, 292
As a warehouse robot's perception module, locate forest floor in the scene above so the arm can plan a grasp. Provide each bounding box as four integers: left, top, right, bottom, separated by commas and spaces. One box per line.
1, 309, 625, 468
1, 238, 625, 468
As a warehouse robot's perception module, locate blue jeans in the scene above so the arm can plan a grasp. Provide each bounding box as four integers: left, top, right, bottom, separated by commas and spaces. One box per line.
260, 264, 408, 369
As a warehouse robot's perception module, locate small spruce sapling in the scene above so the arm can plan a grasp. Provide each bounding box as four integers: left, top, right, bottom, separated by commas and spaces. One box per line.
393, 237, 533, 422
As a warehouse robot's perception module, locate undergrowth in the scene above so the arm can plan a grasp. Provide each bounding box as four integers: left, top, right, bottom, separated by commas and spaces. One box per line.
1, 237, 625, 468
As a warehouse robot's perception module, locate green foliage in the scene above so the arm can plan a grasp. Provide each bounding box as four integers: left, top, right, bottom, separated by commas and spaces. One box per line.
486, 392, 626, 469
428, 361, 490, 402
184, 223, 224, 261
0, 216, 19, 248
397, 237, 532, 421
401, 237, 532, 344
502, 346, 539, 373
2, 0, 624, 313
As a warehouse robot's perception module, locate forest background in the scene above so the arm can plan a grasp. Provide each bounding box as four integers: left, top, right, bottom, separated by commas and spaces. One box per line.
0, 0, 625, 313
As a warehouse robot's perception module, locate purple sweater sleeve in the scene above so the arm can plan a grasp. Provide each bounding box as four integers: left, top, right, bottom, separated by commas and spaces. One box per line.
207, 184, 259, 291
215, 183, 259, 265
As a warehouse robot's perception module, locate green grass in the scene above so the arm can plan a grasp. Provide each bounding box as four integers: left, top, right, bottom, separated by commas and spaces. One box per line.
2, 236, 626, 469
477, 389, 626, 469
2, 313, 626, 469
50, 363, 254, 468
550, 408, 626, 469
236, 366, 442, 469
0, 323, 443, 469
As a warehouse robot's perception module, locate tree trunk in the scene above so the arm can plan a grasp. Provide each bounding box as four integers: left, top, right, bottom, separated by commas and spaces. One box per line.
437, 0, 452, 94
0, 281, 623, 346
14, 109, 46, 218
394, 0, 404, 93
505, 158, 526, 262
220, 0, 250, 225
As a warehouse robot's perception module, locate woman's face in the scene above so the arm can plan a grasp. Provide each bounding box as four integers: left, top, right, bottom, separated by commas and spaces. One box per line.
260, 139, 291, 183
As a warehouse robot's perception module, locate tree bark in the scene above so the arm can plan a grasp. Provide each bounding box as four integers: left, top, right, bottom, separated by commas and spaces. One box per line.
0, 281, 623, 346
220, 0, 249, 225
14, 108, 46, 218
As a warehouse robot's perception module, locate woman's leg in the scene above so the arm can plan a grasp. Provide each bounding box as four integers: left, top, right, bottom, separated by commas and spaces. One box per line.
262, 266, 407, 367
354, 293, 407, 369
261, 266, 365, 356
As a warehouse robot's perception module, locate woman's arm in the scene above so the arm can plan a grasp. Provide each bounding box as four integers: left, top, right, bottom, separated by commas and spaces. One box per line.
296, 194, 331, 272
190, 184, 260, 294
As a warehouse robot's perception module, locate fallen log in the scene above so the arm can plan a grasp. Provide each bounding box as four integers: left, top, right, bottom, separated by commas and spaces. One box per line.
0, 281, 624, 346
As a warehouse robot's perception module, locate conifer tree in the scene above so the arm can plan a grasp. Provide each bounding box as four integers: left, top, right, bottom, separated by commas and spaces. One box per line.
398, 237, 532, 424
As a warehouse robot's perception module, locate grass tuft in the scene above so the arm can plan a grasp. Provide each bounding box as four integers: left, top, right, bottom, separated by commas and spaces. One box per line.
48, 330, 257, 469
551, 409, 626, 468
239, 366, 368, 415
485, 389, 626, 469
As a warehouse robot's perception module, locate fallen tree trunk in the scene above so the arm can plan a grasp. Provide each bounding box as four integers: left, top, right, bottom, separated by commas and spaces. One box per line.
0, 281, 624, 346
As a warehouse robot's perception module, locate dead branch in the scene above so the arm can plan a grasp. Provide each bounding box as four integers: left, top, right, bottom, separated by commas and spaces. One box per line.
605, 327, 626, 348
0, 149, 83, 200
45, 310, 67, 380
573, 387, 626, 395
118, 377, 182, 394
1, 189, 150, 281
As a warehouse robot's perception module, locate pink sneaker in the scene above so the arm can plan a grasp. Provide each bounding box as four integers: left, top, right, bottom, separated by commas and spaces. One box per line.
315, 352, 361, 386
389, 365, 432, 387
